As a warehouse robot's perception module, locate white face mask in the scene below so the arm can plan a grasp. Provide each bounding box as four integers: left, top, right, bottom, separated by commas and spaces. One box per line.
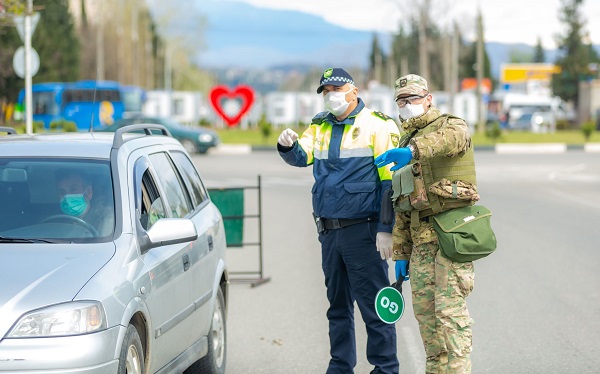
398, 103, 425, 120
324, 87, 354, 116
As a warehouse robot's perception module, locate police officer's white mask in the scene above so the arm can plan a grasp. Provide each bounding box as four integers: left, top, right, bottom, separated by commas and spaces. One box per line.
398, 103, 425, 121
324, 87, 354, 116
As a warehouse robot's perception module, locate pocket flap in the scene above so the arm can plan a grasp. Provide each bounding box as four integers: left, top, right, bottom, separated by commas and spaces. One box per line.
433, 205, 492, 232
344, 181, 376, 194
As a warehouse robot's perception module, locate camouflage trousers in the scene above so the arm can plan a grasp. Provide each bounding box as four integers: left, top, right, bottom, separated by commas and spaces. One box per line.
410, 241, 475, 374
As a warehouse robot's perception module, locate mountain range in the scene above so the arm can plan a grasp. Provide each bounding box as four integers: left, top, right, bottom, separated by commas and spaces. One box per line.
177, 0, 598, 89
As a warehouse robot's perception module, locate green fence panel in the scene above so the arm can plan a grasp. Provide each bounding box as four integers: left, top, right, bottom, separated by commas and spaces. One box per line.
208, 188, 244, 247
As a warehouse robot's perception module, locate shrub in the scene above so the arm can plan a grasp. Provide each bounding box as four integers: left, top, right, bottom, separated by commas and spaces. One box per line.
50, 120, 77, 132
258, 114, 272, 143
581, 121, 595, 142
485, 122, 502, 143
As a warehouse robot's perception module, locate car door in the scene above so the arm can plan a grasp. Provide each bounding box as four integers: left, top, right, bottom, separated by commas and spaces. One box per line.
169, 150, 219, 335
131, 155, 196, 369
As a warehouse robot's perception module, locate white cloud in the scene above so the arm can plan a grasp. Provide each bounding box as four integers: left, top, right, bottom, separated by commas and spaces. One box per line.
235, 0, 600, 49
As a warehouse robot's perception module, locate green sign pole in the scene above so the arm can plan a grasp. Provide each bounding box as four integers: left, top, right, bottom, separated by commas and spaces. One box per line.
375, 286, 405, 324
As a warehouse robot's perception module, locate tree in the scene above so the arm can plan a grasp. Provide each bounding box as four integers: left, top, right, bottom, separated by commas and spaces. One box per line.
533, 37, 545, 63
0, 21, 22, 107
552, 0, 595, 107
32, 0, 80, 83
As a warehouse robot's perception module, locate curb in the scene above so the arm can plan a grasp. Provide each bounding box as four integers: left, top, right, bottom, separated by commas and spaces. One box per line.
208, 143, 600, 155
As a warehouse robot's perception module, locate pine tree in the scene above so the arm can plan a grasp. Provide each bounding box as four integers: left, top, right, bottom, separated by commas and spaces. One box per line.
552, 0, 593, 106
533, 37, 545, 63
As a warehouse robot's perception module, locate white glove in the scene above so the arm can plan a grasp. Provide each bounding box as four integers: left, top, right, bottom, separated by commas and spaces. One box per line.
376, 232, 393, 260
278, 128, 298, 147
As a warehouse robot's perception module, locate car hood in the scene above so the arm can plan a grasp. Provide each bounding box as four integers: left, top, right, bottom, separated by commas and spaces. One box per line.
0, 243, 115, 338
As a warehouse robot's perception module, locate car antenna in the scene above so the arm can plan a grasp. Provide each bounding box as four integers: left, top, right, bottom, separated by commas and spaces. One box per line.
89, 68, 99, 133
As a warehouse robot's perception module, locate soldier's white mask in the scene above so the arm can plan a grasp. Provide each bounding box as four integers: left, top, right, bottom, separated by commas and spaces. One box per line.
324, 87, 354, 116
398, 103, 425, 120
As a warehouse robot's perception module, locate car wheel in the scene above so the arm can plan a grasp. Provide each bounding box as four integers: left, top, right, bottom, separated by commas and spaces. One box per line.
185, 287, 226, 374
118, 324, 145, 374
181, 139, 198, 154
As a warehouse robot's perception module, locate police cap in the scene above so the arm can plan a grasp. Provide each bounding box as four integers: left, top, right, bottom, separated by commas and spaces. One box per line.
316, 68, 355, 94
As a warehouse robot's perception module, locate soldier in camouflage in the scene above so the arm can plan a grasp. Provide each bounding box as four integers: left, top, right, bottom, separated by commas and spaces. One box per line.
374, 74, 479, 373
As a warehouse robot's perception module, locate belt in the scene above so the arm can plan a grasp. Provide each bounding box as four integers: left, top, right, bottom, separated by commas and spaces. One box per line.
321, 216, 378, 230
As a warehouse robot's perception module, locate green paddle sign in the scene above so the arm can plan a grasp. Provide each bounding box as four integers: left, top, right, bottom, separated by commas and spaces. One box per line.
375, 286, 405, 324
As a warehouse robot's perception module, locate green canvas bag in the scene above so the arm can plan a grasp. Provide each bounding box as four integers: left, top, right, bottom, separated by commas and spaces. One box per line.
432, 205, 497, 262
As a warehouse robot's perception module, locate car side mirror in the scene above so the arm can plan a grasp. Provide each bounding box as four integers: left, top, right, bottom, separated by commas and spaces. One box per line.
140, 218, 198, 252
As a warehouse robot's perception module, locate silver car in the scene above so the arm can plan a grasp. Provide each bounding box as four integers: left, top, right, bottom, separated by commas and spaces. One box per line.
0, 125, 228, 374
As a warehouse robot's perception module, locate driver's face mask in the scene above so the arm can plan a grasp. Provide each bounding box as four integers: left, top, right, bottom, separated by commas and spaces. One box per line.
60, 194, 88, 216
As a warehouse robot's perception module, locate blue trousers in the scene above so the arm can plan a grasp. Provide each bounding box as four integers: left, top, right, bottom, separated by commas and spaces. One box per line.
318, 221, 399, 374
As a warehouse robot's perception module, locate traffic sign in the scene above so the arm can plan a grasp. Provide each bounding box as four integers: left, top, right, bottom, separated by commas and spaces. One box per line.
13, 45, 40, 78
13, 13, 40, 43
375, 286, 405, 324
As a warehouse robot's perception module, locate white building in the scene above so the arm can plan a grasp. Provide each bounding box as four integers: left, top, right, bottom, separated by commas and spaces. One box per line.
143, 90, 204, 125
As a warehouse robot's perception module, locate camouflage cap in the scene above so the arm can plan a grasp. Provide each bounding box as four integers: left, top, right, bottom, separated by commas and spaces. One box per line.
394, 74, 428, 99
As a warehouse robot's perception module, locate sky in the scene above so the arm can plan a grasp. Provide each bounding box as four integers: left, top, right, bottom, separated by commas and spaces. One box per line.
236, 0, 600, 49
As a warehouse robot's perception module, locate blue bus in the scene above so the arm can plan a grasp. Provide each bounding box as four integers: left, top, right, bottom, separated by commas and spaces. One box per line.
17, 81, 144, 130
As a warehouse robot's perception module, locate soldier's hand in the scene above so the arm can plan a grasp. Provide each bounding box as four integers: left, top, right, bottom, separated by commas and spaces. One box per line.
278, 128, 298, 147
376, 232, 393, 260
374, 147, 413, 171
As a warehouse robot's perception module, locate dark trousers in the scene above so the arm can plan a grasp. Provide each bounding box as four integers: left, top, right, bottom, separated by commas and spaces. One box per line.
318, 220, 399, 374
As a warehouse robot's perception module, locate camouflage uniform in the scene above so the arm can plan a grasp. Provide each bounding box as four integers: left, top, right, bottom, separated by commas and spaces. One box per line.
391, 75, 478, 374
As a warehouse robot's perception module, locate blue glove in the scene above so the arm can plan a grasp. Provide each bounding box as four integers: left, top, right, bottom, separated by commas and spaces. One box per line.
374, 148, 413, 171
395, 260, 409, 281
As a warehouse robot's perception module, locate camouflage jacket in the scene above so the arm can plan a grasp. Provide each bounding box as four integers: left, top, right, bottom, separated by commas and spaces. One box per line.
391, 106, 479, 260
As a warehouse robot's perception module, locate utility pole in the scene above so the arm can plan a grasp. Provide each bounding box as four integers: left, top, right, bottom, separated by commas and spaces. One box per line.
418, 0, 430, 80
96, 1, 104, 81
132, 0, 139, 86
450, 21, 460, 115
475, 7, 485, 133
24, 0, 33, 134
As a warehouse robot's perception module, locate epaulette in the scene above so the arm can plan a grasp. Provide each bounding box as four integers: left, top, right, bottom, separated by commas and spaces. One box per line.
311, 111, 329, 125
372, 110, 393, 121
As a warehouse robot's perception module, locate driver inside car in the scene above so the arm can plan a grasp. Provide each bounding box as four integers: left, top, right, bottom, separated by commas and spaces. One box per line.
55, 169, 114, 237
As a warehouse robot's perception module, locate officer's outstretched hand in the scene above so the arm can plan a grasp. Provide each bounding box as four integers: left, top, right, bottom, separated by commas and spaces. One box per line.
374, 148, 412, 171
278, 128, 298, 147
395, 260, 409, 281
376, 232, 393, 260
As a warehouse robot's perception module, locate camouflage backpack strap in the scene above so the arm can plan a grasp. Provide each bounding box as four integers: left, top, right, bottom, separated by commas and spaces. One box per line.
311, 111, 329, 125
399, 129, 418, 148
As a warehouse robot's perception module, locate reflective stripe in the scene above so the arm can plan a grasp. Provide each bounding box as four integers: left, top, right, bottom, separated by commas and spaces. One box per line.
340, 148, 374, 158
314, 149, 328, 160
314, 147, 374, 160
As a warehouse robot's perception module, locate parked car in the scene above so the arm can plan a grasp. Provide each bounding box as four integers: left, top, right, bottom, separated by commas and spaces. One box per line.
96, 116, 220, 154
0, 125, 228, 374
507, 110, 556, 133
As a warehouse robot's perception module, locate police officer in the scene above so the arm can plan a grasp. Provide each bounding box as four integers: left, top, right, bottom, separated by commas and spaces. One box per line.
278, 68, 400, 374
375, 74, 479, 373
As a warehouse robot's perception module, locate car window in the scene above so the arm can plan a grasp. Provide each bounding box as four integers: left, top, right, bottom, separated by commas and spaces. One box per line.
170, 151, 209, 207
139, 168, 166, 230
0, 159, 115, 242
148, 152, 192, 218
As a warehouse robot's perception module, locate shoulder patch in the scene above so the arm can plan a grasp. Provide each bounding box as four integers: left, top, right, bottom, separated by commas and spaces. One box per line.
311, 111, 329, 125
372, 111, 393, 121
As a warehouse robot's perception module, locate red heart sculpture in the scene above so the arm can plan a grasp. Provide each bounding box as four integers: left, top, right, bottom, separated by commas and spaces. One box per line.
209, 85, 255, 127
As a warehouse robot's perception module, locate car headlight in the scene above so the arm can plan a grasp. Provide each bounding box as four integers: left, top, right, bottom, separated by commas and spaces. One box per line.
7, 301, 106, 338
198, 134, 213, 143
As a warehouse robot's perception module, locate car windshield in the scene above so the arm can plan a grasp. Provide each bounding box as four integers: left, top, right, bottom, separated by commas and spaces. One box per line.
0, 159, 115, 243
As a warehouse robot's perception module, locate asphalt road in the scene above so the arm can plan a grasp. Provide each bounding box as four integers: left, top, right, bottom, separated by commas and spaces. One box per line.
192, 149, 600, 374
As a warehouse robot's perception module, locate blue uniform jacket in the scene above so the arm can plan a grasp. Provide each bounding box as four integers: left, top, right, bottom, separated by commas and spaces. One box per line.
278, 99, 400, 233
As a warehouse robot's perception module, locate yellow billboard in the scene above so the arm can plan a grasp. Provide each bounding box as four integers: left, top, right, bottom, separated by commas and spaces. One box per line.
500, 63, 561, 84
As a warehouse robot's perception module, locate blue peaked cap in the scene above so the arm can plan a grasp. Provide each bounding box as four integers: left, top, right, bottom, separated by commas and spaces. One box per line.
316, 68, 355, 94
